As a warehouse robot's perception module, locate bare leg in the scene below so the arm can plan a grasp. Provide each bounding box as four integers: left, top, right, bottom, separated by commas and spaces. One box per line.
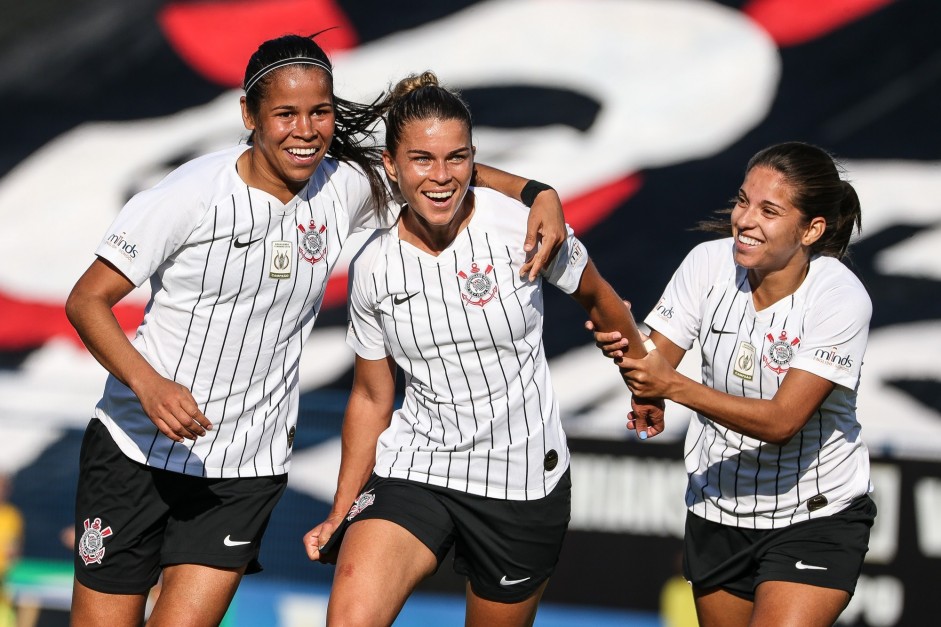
750, 581, 850, 627
70, 578, 148, 627
693, 586, 753, 627
464, 579, 548, 627
327, 519, 438, 627
145, 563, 245, 627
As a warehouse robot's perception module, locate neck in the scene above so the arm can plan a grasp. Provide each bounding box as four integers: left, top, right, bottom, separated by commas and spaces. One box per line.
400, 195, 474, 255
748, 257, 811, 311
237, 149, 303, 204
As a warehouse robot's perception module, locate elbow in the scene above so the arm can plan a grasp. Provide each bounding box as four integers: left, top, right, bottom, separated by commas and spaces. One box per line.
64, 288, 82, 329
764, 421, 807, 446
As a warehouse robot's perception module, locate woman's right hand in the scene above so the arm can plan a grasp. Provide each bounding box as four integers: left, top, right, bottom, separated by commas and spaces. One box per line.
134, 373, 212, 442
304, 513, 345, 563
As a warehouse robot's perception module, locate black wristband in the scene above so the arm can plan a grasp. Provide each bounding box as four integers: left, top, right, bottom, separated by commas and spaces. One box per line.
520, 180, 554, 207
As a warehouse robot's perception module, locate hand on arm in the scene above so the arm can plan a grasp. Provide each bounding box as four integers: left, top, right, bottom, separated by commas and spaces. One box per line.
473, 164, 564, 280
617, 332, 835, 444
65, 259, 211, 442
304, 355, 397, 562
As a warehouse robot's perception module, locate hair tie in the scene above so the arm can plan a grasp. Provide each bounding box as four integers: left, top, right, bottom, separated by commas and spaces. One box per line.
244, 57, 333, 94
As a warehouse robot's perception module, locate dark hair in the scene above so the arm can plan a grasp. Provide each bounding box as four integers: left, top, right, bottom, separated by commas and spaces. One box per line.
379, 71, 473, 155
699, 142, 862, 259
242, 33, 388, 207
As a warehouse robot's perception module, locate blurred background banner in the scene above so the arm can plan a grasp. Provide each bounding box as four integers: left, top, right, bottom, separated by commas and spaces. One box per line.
0, 1, 938, 625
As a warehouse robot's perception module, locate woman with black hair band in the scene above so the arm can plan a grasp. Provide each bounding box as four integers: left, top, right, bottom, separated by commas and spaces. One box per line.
303, 71, 653, 627
592, 142, 875, 626
66, 34, 567, 626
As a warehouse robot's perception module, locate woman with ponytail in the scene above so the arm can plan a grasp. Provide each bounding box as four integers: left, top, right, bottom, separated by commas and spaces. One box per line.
593, 142, 874, 626
304, 71, 650, 626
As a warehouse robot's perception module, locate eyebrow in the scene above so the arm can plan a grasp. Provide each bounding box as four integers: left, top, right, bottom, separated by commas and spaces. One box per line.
739, 188, 787, 211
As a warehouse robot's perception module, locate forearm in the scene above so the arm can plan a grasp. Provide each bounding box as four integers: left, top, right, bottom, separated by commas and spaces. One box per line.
65, 290, 160, 392
330, 358, 396, 516
574, 262, 647, 359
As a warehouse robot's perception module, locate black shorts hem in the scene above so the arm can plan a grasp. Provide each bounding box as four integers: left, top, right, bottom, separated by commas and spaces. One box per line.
75, 569, 158, 596
467, 575, 550, 604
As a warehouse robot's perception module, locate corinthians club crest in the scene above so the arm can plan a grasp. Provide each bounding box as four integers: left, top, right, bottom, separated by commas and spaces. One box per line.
297, 219, 327, 264
78, 517, 113, 566
458, 262, 498, 307
763, 329, 800, 375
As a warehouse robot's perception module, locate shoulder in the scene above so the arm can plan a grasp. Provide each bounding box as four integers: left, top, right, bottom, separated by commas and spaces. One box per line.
155, 145, 247, 189
805, 256, 872, 312
469, 187, 529, 232
677, 237, 735, 279
350, 227, 392, 270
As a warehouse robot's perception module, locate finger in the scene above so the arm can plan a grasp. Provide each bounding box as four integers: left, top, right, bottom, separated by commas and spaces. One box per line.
153, 418, 186, 443
527, 246, 553, 281
522, 220, 539, 253
632, 411, 650, 441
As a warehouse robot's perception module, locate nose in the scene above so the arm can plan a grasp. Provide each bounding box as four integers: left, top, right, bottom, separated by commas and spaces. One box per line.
429, 159, 451, 183
294, 116, 315, 139
734, 203, 757, 229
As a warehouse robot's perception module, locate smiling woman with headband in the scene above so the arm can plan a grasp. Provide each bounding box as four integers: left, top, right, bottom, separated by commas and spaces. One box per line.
65, 33, 569, 627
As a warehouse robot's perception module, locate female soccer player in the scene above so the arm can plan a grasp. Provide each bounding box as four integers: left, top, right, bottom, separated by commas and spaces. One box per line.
65, 35, 567, 626
303, 71, 650, 627
595, 142, 875, 626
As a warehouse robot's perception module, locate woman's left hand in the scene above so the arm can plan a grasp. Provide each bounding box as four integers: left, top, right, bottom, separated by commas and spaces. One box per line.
617, 348, 680, 400
520, 189, 565, 280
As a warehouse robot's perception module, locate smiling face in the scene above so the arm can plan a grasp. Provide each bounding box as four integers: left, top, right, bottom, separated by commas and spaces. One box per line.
731, 165, 826, 286
382, 116, 475, 248
240, 65, 335, 202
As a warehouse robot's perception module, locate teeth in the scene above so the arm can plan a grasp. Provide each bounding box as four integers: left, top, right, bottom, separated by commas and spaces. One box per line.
425, 191, 454, 200
288, 148, 317, 156
738, 234, 761, 246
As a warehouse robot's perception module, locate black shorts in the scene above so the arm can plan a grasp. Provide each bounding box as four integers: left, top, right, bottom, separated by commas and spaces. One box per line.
683, 495, 876, 600
73, 419, 287, 594
324, 469, 572, 603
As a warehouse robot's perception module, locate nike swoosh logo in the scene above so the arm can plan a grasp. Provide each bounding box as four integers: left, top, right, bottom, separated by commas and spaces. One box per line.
795, 560, 827, 570
499, 576, 531, 586
710, 325, 737, 335
393, 293, 418, 305
224, 535, 251, 547
233, 237, 263, 248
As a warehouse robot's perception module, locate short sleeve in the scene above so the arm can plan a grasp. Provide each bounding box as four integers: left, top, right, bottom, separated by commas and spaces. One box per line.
543, 226, 589, 294
95, 176, 208, 287
345, 234, 390, 360
643, 241, 722, 350
790, 282, 871, 390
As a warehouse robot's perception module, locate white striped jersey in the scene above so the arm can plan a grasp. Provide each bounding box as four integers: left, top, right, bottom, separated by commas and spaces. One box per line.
346, 187, 587, 500
645, 238, 872, 528
94, 145, 394, 478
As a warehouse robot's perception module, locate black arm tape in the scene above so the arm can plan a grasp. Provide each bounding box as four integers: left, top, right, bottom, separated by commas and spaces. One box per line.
520, 180, 554, 208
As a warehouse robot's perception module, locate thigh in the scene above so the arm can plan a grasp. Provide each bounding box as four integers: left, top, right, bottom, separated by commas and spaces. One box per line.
73, 419, 167, 594
692, 585, 753, 627
146, 563, 245, 627
328, 519, 439, 627
450, 468, 571, 604
159, 472, 287, 573
71, 578, 148, 627
752, 580, 849, 627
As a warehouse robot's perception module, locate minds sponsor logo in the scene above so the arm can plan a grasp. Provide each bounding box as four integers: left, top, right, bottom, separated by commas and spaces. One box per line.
106, 231, 139, 260
813, 346, 854, 370
655, 298, 673, 320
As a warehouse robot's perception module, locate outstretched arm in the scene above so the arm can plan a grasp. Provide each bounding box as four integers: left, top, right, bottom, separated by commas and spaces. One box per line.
618, 331, 834, 444
473, 164, 564, 280
303, 354, 396, 562
570, 260, 664, 439
65, 258, 211, 442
